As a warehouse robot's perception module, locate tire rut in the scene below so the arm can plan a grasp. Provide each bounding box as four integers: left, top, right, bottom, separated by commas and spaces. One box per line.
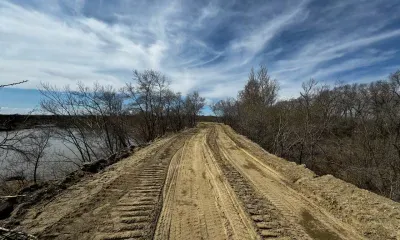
206, 126, 310, 240
94, 134, 190, 240
38, 131, 193, 240
155, 128, 258, 240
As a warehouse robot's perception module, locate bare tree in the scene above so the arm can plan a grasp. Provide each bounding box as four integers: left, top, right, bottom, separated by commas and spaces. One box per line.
237, 65, 279, 144
40, 82, 130, 164
124, 70, 169, 141
20, 129, 52, 183
185, 91, 205, 127
124, 70, 204, 141
211, 98, 238, 126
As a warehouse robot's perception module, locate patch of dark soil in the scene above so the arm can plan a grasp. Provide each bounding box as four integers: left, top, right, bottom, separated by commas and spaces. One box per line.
0, 202, 14, 220
299, 210, 341, 240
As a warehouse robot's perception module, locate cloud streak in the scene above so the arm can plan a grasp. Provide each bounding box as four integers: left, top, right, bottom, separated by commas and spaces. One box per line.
0, 0, 400, 112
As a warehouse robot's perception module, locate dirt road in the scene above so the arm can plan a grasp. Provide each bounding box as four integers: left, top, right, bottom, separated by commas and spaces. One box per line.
14, 123, 400, 239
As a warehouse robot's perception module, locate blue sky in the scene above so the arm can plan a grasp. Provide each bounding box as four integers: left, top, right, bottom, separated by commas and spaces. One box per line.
0, 0, 400, 114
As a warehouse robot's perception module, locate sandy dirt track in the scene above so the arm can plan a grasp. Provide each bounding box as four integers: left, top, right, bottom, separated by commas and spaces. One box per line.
13, 123, 400, 239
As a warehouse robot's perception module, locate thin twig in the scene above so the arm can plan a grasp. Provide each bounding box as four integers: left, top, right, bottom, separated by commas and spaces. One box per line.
0, 80, 28, 88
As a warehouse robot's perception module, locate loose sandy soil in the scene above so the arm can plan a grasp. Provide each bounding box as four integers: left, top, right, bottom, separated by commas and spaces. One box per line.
5, 123, 400, 239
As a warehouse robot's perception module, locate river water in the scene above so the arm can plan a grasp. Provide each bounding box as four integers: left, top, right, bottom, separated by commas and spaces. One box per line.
0, 128, 105, 181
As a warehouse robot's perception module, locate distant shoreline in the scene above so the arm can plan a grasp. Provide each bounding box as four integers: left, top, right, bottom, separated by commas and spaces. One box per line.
0, 114, 219, 131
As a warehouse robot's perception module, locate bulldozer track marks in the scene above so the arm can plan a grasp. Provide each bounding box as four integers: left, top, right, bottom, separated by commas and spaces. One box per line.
206, 127, 305, 240
36, 132, 191, 240
17, 124, 384, 240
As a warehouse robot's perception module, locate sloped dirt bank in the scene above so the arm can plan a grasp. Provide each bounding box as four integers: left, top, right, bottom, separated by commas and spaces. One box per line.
221, 123, 400, 240
0, 143, 147, 232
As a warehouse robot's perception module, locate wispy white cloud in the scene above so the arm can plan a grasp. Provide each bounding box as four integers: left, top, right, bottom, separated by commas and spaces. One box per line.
229, 1, 309, 65
0, 0, 399, 108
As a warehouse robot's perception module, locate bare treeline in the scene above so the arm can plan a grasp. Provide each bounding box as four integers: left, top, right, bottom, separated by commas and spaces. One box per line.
0, 70, 204, 188
213, 65, 400, 201
124, 70, 205, 141
40, 69, 205, 163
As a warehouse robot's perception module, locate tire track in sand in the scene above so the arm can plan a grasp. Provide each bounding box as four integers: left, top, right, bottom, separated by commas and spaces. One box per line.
16, 123, 370, 239
206, 126, 308, 240
215, 124, 364, 240
155, 126, 258, 240
33, 130, 193, 240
